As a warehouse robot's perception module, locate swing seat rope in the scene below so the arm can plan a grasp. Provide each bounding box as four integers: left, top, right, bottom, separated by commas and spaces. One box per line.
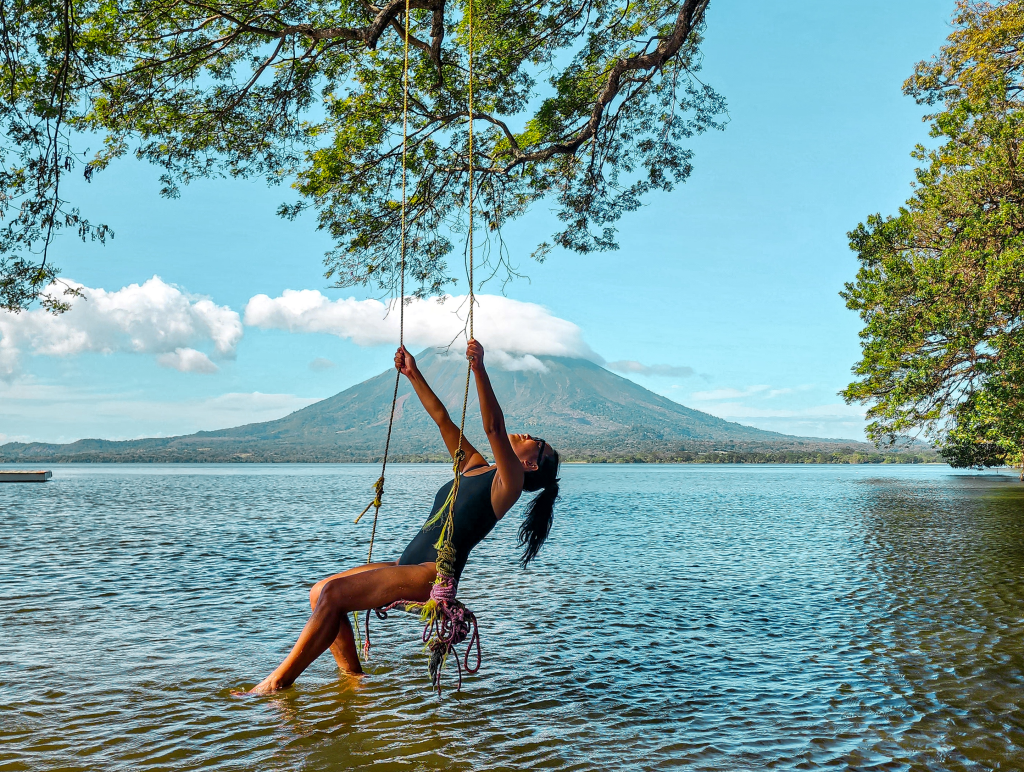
355, 0, 483, 696
375, 574, 482, 693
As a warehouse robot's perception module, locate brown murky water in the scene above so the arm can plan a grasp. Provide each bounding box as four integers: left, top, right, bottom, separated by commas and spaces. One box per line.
2, 464, 1023, 771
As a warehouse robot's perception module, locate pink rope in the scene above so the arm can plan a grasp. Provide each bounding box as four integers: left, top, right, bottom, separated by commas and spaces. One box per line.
365, 574, 482, 694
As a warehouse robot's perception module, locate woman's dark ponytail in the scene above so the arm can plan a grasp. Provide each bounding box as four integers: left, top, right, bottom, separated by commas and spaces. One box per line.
518, 449, 560, 567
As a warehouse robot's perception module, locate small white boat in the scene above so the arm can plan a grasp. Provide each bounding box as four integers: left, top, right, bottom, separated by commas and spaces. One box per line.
0, 470, 53, 483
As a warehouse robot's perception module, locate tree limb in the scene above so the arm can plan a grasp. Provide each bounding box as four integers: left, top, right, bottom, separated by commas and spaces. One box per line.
503, 0, 710, 170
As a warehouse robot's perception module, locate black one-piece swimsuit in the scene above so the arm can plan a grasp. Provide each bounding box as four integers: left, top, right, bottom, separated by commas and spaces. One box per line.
397, 467, 499, 581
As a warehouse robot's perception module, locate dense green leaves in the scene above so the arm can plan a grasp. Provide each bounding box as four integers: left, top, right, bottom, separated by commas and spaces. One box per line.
0, 0, 725, 310
0, 0, 113, 311
842, 0, 1024, 476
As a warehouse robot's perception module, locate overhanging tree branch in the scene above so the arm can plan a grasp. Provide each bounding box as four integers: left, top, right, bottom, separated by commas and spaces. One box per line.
2, 0, 725, 311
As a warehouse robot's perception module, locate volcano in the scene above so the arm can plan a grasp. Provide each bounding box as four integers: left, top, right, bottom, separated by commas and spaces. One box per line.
1, 350, 866, 462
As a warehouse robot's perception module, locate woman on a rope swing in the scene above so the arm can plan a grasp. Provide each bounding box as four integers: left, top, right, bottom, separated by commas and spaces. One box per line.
247, 339, 560, 694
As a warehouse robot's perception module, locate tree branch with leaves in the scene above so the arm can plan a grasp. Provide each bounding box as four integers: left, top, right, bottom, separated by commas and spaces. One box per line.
0, 0, 725, 311
842, 0, 1024, 475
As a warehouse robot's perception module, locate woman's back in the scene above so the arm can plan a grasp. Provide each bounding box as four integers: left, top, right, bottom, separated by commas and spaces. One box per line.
398, 468, 499, 580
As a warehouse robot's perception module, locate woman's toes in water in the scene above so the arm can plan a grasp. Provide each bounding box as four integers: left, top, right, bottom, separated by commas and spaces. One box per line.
244, 676, 286, 695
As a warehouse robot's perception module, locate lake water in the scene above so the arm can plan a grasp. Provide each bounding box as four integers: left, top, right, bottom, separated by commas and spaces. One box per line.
2, 463, 1024, 771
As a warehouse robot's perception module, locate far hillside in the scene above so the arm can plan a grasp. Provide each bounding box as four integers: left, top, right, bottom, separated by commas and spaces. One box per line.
1, 351, 935, 464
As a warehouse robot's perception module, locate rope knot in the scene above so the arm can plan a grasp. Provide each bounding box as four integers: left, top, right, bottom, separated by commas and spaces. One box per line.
429, 576, 458, 604
420, 573, 481, 694
353, 475, 387, 524
452, 448, 465, 472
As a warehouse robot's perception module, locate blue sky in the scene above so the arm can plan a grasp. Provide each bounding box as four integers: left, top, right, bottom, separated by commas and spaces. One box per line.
0, 0, 956, 444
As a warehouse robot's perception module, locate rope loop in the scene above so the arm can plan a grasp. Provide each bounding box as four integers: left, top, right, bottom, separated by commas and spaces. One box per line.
422, 574, 481, 694
369, 572, 482, 694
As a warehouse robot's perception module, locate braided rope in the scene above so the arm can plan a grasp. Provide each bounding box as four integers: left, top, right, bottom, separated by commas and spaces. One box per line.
353, 0, 412, 539
394, 0, 480, 694
360, 0, 482, 695
353, 0, 411, 654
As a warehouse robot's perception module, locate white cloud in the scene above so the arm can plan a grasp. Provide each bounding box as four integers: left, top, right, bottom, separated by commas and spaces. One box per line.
0, 277, 243, 380
696, 401, 864, 421
243, 291, 599, 364
0, 339, 18, 381
183, 391, 321, 426
156, 347, 219, 374
680, 381, 867, 440
487, 351, 549, 372
607, 360, 696, 378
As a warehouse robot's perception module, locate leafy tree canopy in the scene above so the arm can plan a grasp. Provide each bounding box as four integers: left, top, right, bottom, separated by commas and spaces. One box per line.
841, 0, 1024, 476
0, 0, 724, 312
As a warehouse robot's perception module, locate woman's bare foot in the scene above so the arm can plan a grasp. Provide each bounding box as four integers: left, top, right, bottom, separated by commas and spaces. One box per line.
245, 675, 288, 695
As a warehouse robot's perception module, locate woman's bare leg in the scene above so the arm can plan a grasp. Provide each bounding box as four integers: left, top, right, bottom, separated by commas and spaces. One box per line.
250, 562, 434, 694
329, 613, 362, 674
308, 562, 397, 674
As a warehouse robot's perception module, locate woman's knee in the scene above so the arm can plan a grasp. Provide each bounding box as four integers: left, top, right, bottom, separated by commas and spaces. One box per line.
316, 577, 351, 611
309, 577, 330, 609
309, 561, 399, 609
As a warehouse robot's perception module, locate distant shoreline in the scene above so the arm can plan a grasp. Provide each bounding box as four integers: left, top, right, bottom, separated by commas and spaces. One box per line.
0, 451, 940, 466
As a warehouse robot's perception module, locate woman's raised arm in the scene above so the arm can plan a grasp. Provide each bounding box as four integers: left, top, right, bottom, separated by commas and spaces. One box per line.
466, 340, 524, 517
395, 346, 486, 473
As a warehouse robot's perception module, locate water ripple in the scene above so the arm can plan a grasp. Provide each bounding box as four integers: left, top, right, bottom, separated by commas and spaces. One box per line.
2, 463, 1023, 770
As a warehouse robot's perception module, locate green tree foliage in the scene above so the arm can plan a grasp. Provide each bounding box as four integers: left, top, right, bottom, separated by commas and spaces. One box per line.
841, 0, 1024, 477
0, 0, 725, 312
0, 0, 112, 312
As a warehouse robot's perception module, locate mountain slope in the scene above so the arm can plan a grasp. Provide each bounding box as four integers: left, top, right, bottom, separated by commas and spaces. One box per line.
1, 350, 862, 462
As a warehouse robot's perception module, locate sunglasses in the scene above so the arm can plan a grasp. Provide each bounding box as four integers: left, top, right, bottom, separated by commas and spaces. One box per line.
528, 435, 547, 463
